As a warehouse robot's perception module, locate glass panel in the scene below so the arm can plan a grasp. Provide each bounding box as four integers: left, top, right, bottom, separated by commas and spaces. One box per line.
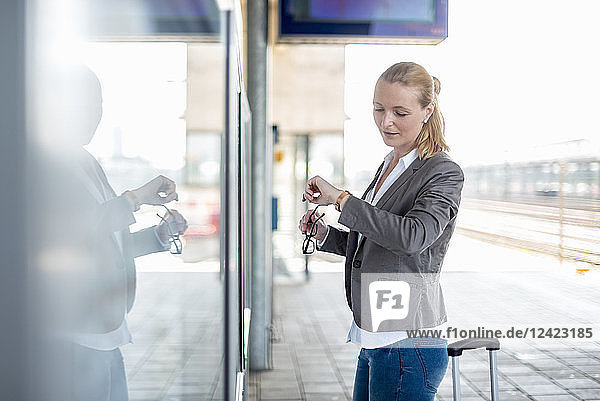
27, 1, 225, 400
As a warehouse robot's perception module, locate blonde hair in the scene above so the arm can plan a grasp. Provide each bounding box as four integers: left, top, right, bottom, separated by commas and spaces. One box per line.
379, 62, 449, 159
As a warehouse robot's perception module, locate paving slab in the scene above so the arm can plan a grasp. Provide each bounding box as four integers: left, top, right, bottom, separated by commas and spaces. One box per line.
109, 258, 600, 400
250, 270, 600, 401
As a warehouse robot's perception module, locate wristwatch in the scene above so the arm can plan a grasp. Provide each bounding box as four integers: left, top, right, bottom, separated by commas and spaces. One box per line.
334, 190, 351, 212
123, 190, 141, 212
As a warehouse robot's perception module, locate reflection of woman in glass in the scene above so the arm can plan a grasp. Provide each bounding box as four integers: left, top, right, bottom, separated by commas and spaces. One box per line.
41, 65, 188, 401
299, 62, 463, 400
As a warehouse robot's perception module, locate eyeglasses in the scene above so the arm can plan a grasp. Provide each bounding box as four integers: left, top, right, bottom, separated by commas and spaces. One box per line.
302, 206, 325, 255
157, 205, 183, 255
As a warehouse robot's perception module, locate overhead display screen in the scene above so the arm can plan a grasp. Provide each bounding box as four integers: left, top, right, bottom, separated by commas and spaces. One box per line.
279, 0, 447, 43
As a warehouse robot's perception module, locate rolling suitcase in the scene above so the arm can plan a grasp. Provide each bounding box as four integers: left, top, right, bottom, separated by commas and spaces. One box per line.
447, 338, 501, 401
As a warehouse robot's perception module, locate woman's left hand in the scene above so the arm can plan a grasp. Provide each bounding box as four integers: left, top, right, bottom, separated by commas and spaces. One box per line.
302, 175, 343, 206
157, 209, 188, 243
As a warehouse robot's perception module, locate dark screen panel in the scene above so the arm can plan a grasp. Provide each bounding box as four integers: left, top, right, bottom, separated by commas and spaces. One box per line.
280, 0, 447, 42
306, 0, 434, 23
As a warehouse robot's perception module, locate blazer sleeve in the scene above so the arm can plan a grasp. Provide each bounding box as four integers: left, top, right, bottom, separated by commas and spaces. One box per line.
318, 225, 349, 257
93, 195, 137, 234
128, 226, 169, 259
338, 159, 464, 256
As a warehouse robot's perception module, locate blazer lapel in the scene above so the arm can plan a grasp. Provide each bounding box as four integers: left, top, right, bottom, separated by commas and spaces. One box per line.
75, 166, 104, 202
354, 156, 426, 256
85, 150, 117, 199
361, 162, 385, 200
375, 156, 425, 210
348, 162, 385, 259
78, 150, 123, 253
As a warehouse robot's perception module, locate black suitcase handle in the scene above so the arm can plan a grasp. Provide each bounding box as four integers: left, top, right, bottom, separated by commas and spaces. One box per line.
447, 338, 500, 357
447, 338, 501, 401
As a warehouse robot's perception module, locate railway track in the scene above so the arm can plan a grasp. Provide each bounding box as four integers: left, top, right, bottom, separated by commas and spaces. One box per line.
457, 197, 600, 266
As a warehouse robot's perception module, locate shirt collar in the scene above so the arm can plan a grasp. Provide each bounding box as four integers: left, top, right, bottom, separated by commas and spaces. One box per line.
383, 148, 419, 170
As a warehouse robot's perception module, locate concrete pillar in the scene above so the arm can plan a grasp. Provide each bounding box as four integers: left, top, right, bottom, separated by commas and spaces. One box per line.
246, 0, 273, 370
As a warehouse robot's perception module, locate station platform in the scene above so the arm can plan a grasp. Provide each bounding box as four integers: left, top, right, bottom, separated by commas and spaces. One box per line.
249, 271, 600, 401
121, 234, 600, 401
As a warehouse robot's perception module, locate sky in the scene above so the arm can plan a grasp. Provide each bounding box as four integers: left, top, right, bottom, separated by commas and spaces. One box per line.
344, 0, 600, 170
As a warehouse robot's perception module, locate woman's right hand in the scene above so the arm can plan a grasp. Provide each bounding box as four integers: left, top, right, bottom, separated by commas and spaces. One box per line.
298, 209, 328, 242
132, 175, 178, 206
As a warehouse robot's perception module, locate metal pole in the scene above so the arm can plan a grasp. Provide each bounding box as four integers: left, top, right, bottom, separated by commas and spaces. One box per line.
451, 356, 461, 401
558, 161, 565, 262
304, 134, 310, 281
489, 350, 499, 401
247, 0, 272, 371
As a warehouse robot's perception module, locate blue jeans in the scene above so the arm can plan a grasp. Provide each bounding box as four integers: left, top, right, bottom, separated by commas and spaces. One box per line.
352, 338, 448, 401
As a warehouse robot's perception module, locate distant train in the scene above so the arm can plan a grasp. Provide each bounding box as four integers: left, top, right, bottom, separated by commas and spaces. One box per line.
463, 157, 600, 200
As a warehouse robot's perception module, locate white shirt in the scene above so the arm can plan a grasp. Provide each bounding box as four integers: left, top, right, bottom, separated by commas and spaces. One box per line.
71, 319, 132, 351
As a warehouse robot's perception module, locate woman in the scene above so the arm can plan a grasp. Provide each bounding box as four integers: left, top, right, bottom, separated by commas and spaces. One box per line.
298, 62, 463, 400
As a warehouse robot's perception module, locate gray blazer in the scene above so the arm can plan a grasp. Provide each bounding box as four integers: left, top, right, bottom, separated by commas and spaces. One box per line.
49, 151, 167, 334
319, 152, 464, 332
